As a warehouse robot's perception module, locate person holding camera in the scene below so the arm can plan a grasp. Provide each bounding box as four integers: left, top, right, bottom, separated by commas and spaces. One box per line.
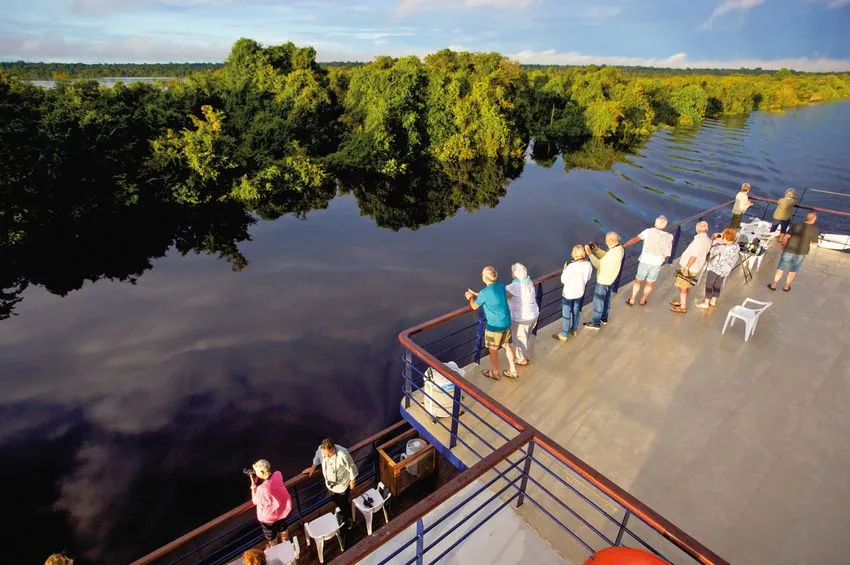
695, 228, 740, 309
304, 439, 358, 530
583, 232, 624, 330
248, 459, 293, 548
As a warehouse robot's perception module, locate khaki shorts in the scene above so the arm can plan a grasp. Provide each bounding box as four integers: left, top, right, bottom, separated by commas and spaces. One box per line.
484, 329, 511, 349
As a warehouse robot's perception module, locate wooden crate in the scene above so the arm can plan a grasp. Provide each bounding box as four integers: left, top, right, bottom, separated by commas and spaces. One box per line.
377, 431, 436, 497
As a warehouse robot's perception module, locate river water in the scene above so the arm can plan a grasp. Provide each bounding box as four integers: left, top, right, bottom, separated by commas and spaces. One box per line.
2, 102, 849, 563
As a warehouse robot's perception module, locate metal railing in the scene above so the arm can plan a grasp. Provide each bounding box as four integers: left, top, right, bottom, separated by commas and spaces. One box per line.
131, 421, 414, 565
387, 332, 729, 564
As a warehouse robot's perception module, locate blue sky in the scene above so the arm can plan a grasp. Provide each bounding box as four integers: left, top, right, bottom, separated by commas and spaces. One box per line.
1, 0, 848, 70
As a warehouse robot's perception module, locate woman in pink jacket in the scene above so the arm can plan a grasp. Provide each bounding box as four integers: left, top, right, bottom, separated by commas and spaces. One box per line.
249, 459, 293, 548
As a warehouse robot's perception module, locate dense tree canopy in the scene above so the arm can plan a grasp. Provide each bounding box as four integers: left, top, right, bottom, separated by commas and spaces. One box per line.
3, 39, 850, 318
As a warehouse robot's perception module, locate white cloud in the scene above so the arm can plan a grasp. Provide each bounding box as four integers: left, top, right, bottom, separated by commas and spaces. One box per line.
395, 0, 539, 18
0, 33, 232, 62
702, 0, 766, 29
510, 48, 850, 72
810, 0, 850, 7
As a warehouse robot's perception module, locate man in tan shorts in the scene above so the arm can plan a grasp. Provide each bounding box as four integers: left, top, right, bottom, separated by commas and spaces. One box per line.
465, 266, 519, 380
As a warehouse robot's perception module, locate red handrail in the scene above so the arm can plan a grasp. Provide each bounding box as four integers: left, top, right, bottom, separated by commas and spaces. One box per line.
750, 195, 850, 218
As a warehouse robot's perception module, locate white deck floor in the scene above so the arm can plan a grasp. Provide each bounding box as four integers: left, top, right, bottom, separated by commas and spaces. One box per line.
406, 244, 850, 565
359, 479, 569, 565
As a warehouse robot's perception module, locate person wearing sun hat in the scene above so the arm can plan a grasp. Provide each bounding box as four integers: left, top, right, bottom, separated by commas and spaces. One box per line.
249, 459, 293, 548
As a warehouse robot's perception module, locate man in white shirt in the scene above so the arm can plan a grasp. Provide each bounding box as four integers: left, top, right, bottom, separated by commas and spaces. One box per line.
627, 216, 673, 307
670, 221, 711, 314
304, 439, 358, 529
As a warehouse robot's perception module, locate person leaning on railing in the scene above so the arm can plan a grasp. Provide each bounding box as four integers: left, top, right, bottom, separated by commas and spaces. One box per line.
583, 232, 624, 330
304, 439, 358, 530
249, 459, 293, 548
730, 182, 753, 229
465, 265, 520, 380
670, 221, 711, 314
505, 263, 539, 367
695, 228, 739, 310
772, 187, 798, 235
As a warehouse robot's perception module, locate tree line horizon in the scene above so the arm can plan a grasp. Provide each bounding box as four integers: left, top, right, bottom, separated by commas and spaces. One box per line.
2, 38, 850, 320
3, 60, 843, 80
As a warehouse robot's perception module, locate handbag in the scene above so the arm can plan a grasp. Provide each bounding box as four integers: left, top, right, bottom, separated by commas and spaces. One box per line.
674, 268, 698, 287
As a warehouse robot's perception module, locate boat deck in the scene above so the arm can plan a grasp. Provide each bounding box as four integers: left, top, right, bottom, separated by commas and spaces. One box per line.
407, 244, 850, 564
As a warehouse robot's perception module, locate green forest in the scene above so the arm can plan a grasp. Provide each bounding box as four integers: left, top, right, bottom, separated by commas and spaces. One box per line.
2, 39, 850, 319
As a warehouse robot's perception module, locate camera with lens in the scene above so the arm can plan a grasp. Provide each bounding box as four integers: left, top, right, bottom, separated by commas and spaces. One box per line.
242, 467, 256, 477
326, 480, 337, 488
587, 242, 598, 252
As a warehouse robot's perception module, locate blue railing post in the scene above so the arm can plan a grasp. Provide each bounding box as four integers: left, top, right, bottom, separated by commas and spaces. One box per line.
473, 309, 485, 365
516, 440, 535, 508
293, 484, 303, 523
615, 510, 631, 545
532, 282, 543, 336
403, 349, 412, 409
449, 385, 461, 449
666, 225, 681, 265
416, 518, 424, 565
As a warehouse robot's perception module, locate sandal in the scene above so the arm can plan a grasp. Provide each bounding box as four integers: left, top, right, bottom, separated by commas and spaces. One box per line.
639, 299, 647, 306
783, 286, 791, 292
516, 360, 529, 366
669, 300, 681, 307
625, 298, 635, 306
482, 369, 501, 381
503, 370, 519, 379
670, 305, 687, 314
767, 284, 777, 291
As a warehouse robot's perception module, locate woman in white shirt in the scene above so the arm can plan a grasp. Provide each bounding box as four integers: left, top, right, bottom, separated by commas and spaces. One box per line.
506, 263, 539, 366
730, 182, 753, 229
553, 245, 593, 342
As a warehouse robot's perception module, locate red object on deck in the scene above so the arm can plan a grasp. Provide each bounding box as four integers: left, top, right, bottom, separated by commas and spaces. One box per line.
584, 547, 669, 565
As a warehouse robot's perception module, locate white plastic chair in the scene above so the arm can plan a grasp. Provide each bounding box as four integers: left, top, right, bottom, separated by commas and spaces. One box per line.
304, 507, 344, 563
722, 298, 773, 342
352, 481, 392, 535
264, 535, 300, 565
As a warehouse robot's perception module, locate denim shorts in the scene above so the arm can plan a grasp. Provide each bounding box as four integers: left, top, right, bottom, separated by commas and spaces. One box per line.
777, 252, 806, 273
636, 262, 662, 282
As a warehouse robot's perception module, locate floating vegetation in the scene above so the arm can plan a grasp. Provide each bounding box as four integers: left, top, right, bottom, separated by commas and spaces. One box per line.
606, 190, 626, 205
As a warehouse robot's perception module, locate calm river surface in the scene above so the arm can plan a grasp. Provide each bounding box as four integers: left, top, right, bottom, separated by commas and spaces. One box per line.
2, 102, 849, 563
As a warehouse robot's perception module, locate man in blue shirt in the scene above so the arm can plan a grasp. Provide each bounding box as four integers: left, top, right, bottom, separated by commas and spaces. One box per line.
465, 265, 519, 380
